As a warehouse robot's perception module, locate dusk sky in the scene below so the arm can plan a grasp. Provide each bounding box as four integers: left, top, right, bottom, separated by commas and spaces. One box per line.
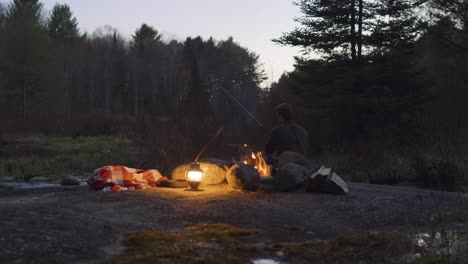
1, 0, 302, 86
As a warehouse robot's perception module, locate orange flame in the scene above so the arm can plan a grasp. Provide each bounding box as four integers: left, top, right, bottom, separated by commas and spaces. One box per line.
243, 145, 272, 177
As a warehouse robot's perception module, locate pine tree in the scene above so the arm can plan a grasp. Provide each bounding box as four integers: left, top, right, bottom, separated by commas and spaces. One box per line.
3, 0, 50, 119
132, 24, 161, 55
274, 0, 374, 63
370, 0, 426, 53
47, 4, 81, 119
0, 3, 6, 27
48, 4, 79, 41
130, 24, 162, 115
273, 0, 429, 145
275, 0, 424, 63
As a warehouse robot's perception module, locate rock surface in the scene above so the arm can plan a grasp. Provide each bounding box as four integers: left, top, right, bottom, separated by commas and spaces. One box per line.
226, 164, 260, 191
171, 160, 229, 186
0, 176, 16, 182
200, 158, 232, 168
0, 183, 466, 264
273, 163, 310, 192
28, 177, 53, 183
60, 176, 81, 186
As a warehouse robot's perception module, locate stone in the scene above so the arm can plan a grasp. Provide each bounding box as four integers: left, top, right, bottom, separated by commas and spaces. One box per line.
258, 176, 275, 193
200, 158, 232, 168
306, 166, 349, 195
273, 163, 310, 192
60, 176, 81, 186
28, 177, 53, 183
171, 160, 229, 186
226, 163, 260, 191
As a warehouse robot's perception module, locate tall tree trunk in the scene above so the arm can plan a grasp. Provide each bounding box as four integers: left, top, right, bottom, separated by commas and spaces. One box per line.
22, 78, 27, 120
134, 79, 139, 116
465, 0, 468, 31
358, 0, 363, 62
106, 64, 111, 115
350, 0, 357, 62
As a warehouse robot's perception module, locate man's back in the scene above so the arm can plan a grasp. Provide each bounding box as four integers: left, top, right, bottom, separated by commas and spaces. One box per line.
266, 121, 309, 157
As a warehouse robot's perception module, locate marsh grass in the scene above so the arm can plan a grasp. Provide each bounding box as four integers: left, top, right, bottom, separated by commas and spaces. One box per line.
102, 223, 260, 264
0, 136, 144, 180
321, 147, 468, 191
101, 223, 467, 264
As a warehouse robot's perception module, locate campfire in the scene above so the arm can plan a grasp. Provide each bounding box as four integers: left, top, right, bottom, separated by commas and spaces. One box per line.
242, 144, 272, 177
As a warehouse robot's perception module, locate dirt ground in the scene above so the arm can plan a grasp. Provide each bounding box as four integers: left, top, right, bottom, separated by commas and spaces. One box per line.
0, 183, 467, 264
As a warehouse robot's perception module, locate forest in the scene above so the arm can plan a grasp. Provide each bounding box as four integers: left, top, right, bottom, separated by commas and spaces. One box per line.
0, 0, 467, 191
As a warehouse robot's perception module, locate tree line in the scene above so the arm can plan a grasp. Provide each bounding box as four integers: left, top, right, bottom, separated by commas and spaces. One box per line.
2, 0, 468, 185
271, 0, 468, 156
0, 0, 267, 152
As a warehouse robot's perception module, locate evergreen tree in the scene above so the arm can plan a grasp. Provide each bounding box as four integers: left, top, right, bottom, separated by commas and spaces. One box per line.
370, 0, 426, 53
46, 3, 81, 119
273, 0, 429, 146
275, 0, 424, 63
0, 3, 6, 112
274, 0, 376, 63
48, 4, 79, 41
3, 0, 51, 119
0, 3, 6, 27
130, 24, 163, 115
132, 24, 161, 55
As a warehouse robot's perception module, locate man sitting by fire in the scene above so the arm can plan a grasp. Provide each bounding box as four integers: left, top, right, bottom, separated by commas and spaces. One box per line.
265, 103, 309, 169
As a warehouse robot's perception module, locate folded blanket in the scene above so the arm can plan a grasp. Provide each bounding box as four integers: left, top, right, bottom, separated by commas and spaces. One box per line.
87, 165, 164, 192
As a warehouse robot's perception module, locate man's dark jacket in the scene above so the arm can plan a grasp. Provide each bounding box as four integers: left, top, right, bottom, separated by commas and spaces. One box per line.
265, 121, 309, 157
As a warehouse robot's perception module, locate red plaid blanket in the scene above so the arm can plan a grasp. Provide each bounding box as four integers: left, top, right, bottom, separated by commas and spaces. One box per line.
87, 165, 164, 192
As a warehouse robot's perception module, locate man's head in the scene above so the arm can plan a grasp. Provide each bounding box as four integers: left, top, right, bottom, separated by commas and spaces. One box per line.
275, 103, 294, 122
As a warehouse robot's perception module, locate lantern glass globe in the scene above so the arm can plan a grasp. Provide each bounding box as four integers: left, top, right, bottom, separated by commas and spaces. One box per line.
187, 170, 203, 182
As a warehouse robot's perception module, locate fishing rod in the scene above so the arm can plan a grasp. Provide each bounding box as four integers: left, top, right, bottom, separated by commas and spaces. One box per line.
219, 86, 266, 130
194, 127, 224, 162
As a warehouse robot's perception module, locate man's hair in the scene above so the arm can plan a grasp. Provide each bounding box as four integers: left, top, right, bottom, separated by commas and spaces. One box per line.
275, 103, 294, 121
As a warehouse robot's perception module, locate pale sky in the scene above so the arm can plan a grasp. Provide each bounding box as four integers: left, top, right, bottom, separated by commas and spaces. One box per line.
1, 0, 302, 86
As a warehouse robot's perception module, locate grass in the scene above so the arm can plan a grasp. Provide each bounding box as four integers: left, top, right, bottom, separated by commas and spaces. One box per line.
102, 223, 260, 264
321, 148, 468, 191
101, 224, 467, 264
0, 135, 145, 180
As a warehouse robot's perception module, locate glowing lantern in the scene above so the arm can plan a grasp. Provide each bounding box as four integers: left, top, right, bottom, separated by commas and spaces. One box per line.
186, 163, 204, 191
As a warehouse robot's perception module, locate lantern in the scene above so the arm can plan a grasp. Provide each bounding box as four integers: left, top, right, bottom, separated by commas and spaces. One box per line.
186, 162, 204, 191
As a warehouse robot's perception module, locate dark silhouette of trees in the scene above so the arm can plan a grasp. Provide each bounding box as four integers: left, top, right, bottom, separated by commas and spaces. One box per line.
48, 4, 79, 41
0, 0, 267, 158
272, 0, 428, 148
2, 0, 51, 119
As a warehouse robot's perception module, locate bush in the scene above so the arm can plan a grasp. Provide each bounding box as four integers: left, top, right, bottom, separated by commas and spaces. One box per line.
412, 154, 466, 192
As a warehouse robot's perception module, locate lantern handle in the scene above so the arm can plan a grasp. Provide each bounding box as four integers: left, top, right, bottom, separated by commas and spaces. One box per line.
195, 127, 224, 162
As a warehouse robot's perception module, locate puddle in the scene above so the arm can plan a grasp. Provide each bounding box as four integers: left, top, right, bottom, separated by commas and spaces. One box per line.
413, 231, 467, 261
252, 259, 281, 264
0, 181, 85, 190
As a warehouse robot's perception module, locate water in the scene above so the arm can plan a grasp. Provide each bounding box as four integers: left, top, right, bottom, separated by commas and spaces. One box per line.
251, 259, 281, 264
0, 181, 84, 189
